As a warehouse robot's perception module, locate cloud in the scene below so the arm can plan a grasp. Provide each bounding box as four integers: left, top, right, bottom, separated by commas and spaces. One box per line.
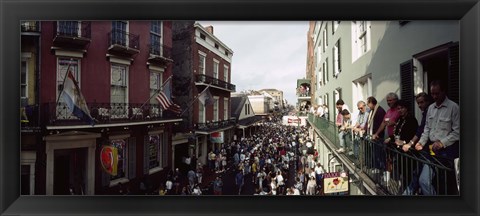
198, 21, 309, 104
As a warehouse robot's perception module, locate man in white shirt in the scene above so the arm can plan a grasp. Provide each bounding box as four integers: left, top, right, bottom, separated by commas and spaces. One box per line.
414, 80, 459, 195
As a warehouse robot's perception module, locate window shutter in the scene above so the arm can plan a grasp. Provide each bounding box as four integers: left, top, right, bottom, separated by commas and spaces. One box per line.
143, 136, 150, 174
162, 134, 168, 167
400, 59, 415, 113
448, 42, 459, 105
338, 40, 341, 72
128, 137, 136, 179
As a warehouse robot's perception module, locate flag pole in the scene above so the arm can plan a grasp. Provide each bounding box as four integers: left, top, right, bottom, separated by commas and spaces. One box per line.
55, 62, 72, 109
179, 83, 212, 117
131, 75, 173, 120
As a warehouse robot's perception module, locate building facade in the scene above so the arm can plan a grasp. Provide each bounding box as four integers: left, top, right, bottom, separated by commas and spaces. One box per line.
258, 88, 284, 109
172, 22, 235, 167
307, 20, 460, 195
20, 20, 183, 195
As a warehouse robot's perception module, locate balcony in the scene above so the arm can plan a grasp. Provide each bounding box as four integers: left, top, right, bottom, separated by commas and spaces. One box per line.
307, 113, 457, 195
194, 119, 236, 133
195, 74, 236, 92
43, 102, 180, 127
148, 42, 173, 65
107, 30, 140, 57
21, 105, 41, 132
21, 21, 40, 34
53, 21, 91, 49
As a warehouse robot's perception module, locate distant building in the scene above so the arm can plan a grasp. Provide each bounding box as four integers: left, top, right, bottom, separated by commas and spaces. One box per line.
230, 94, 263, 139
172, 22, 235, 166
258, 88, 284, 109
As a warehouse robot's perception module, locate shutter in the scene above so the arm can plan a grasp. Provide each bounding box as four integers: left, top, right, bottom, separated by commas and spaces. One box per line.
143, 135, 150, 174
338, 40, 341, 72
400, 59, 415, 113
162, 134, 168, 167
128, 137, 136, 179
448, 42, 459, 104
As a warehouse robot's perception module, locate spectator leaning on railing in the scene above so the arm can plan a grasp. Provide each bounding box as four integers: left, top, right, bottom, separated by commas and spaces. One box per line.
414, 80, 460, 195
365, 96, 386, 173
336, 109, 353, 153
401, 92, 433, 195
352, 100, 369, 158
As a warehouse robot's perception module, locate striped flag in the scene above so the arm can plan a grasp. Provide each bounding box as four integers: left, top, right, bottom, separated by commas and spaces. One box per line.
61, 70, 95, 126
156, 77, 182, 114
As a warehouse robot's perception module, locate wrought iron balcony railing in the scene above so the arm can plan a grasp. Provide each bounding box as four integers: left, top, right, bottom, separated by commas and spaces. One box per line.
108, 29, 140, 50
307, 113, 457, 195
54, 21, 91, 39
148, 42, 172, 59
44, 102, 179, 126
195, 74, 236, 92
194, 119, 236, 131
21, 21, 40, 32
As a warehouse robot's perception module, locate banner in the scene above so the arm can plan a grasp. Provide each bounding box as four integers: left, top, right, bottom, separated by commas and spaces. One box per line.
323, 172, 349, 194
100, 146, 118, 176
210, 132, 224, 143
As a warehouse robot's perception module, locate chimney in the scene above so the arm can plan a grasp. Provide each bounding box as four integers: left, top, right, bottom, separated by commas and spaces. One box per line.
205, 26, 214, 35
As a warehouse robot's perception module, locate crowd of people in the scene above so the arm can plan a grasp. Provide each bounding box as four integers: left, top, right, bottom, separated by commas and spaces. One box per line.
309, 80, 459, 195
230, 121, 325, 196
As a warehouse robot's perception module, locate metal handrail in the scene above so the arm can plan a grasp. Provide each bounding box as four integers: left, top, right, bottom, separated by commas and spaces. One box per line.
195, 74, 236, 92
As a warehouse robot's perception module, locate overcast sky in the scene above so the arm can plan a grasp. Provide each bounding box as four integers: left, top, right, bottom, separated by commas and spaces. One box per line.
198, 21, 309, 105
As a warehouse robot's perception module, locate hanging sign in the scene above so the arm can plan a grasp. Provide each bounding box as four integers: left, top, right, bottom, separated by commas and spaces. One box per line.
323, 172, 349, 194
100, 145, 118, 176
210, 132, 224, 143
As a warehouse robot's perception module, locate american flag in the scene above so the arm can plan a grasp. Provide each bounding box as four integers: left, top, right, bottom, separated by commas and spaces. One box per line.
156, 77, 182, 114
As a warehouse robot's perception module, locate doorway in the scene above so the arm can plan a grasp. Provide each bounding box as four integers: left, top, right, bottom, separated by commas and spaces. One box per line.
53, 148, 87, 195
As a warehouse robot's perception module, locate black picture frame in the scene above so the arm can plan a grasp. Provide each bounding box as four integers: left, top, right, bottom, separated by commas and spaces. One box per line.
1, 0, 479, 215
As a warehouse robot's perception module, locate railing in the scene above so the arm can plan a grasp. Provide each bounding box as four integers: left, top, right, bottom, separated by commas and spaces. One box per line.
194, 119, 236, 131
195, 74, 236, 92
43, 102, 179, 126
21, 104, 40, 128
308, 113, 457, 195
21, 21, 40, 32
297, 93, 311, 97
108, 29, 140, 50
148, 42, 172, 59
54, 21, 91, 39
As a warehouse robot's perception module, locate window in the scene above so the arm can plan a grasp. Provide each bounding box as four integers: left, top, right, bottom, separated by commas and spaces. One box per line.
199, 102, 205, 123
149, 71, 162, 104
323, 58, 329, 83
248, 104, 251, 115
213, 97, 219, 121
110, 138, 128, 181
332, 21, 340, 34
245, 104, 248, 115
150, 21, 163, 56
333, 39, 341, 77
224, 98, 229, 120
213, 60, 219, 79
198, 52, 206, 74
352, 21, 370, 60
225, 50, 229, 56
57, 21, 79, 37
111, 64, 128, 118
200, 33, 206, 40
353, 76, 372, 105
21, 60, 27, 99
214, 43, 219, 49
147, 133, 167, 170
57, 58, 80, 119
322, 27, 328, 52
112, 21, 128, 46
224, 65, 229, 82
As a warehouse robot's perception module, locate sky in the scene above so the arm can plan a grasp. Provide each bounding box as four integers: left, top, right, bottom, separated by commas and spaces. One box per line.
198, 21, 309, 106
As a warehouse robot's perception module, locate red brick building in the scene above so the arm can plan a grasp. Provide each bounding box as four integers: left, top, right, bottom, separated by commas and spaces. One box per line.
21, 21, 182, 195
172, 22, 235, 167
